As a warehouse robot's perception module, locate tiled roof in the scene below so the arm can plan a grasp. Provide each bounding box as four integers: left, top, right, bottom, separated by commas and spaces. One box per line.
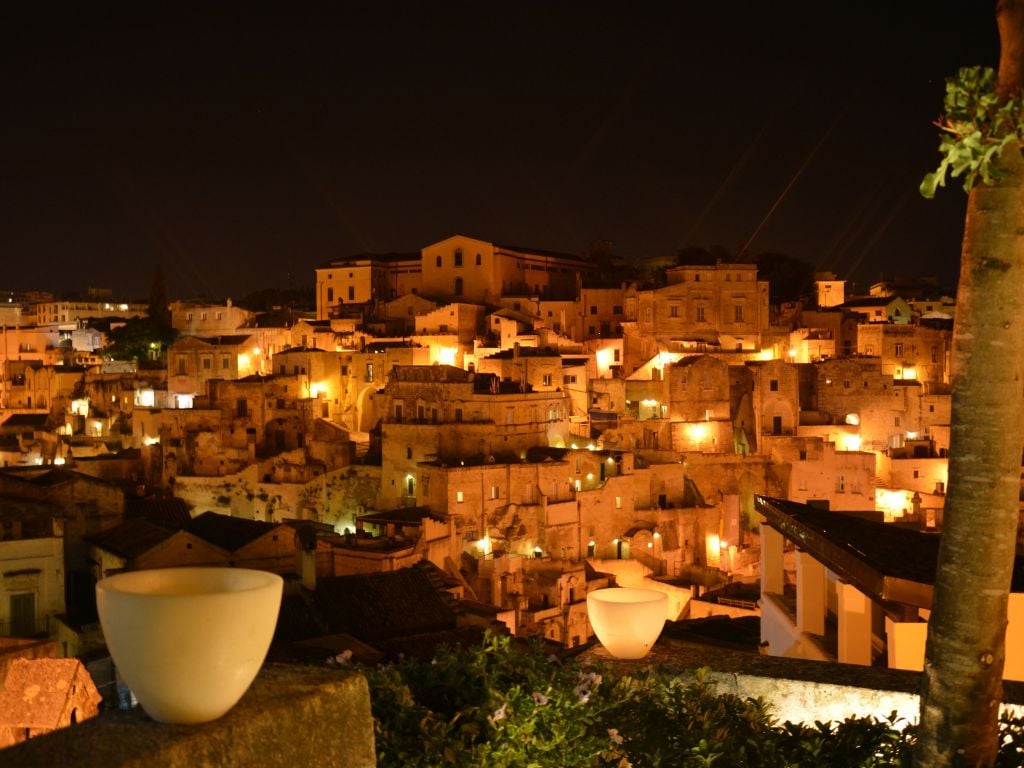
0, 414, 49, 430
125, 496, 192, 530
186, 511, 277, 551
84, 518, 175, 558
313, 567, 456, 642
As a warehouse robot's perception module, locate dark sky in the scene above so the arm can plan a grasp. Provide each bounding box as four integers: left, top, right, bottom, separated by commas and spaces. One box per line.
1, 2, 1000, 300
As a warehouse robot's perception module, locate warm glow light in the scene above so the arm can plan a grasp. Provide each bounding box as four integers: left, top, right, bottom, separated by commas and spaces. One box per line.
877, 489, 911, 520
595, 347, 614, 368
238, 353, 250, 368
906, 431, 918, 440
54, 456, 65, 466
436, 346, 457, 366
841, 433, 862, 451
71, 398, 90, 417
686, 422, 709, 444
640, 399, 658, 407
900, 366, 917, 380
137, 389, 156, 407
787, 348, 797, 358
845, 413, 860, 426
144, 436, 161, 446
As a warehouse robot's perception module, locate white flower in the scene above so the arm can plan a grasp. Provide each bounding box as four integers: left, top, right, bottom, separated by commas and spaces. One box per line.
531, 691, 549, 706
608, 728, 624, 745
488, 702, 509, 726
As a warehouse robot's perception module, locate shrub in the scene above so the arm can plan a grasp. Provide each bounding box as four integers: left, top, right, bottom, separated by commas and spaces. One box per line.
354, 633, 1024, 768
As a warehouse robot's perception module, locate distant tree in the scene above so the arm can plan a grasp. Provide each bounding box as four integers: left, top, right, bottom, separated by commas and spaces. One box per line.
103, 317, 177, 368
739, 251, 813, 305
148, 264, 171, 328
915, 3, 1024, 766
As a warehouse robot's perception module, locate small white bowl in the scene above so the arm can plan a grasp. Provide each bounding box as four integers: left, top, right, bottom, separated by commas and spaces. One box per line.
96, 567, 283, 724
587, 587, 668, 659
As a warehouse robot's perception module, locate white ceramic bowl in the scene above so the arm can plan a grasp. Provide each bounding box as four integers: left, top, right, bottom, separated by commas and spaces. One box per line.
587, 587, 668, 659
96, 567, 283, 724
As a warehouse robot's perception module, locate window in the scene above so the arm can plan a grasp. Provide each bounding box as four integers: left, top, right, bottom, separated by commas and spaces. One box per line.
395, 404, 403, 422
177, 358, 186, 374
895, 415, 902, 427
186, 312, 193, 321
237, 399, 248, 417
913, 469, 920, 478
843, 379, 851, 388
454, 277, 463, 296
769, 379, 779, 392
327, 288, 334, 302
564, 375, 577, 384
542, 374, 552, 386
456, 491, 464, 503
201, 312, 207, 321
476, 253, 482, 266
929, 404, 935, 413
696, 306, 706, 322
455, 407, 463, 422
222, 357, 230, 369
202, 357, 211, 370
837, 475, 846, 492
894, 343, 904, 357
454, 249, 463, 267
406, 447, 412, 459
365, 363, 374, 382
613, 305, 622, 314
615, 496, 622, 509
670, 305, 679, 318
590, 306, 597, 315
613, 349, 620, 362
348, 286, 355, 300
734, 305, 744, 322
643, 307, 652, 322
436, 255, 442, 267
491, 485, 499, 499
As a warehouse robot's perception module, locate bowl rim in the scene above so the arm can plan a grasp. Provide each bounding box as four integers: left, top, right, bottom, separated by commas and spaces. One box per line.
96, 566, 283, 597
587, 587, 668, 604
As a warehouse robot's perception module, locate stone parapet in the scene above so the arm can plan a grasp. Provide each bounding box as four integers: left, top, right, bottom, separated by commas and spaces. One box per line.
1, 664, 375, 768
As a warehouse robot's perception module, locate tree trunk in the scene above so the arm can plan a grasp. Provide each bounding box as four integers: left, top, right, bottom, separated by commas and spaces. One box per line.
915, 3, 1024, 765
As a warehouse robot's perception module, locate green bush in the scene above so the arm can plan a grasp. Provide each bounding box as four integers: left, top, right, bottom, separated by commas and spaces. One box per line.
353, 633, 1024, 768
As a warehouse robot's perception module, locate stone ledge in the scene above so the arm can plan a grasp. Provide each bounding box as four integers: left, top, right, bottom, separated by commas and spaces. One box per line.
1, 664, 375, 768
582, 635, 1024, 724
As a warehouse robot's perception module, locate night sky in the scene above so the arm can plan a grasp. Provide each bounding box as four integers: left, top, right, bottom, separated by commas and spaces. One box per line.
1, 2, 1000, 301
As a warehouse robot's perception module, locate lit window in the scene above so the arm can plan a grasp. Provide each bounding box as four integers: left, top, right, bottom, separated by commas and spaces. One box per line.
456, 491, 464, 503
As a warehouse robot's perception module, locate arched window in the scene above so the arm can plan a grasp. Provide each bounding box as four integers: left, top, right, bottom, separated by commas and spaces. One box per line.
454, 277, 464, 296
454, 249, 463, 267
435, 255, 442, 267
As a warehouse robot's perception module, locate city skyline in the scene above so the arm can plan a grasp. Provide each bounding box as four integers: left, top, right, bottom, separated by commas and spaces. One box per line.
3, 3, 998, 299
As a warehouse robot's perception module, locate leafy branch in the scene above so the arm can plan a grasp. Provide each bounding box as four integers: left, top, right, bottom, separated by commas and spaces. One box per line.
921, 66, 1024, 198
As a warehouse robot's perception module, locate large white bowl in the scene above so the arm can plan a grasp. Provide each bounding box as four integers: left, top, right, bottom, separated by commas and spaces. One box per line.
96, 567, 283, 724
587, 587, 668, 659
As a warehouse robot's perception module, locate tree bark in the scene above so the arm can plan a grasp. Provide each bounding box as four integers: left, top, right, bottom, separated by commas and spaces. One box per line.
915, 2, 1024, 765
